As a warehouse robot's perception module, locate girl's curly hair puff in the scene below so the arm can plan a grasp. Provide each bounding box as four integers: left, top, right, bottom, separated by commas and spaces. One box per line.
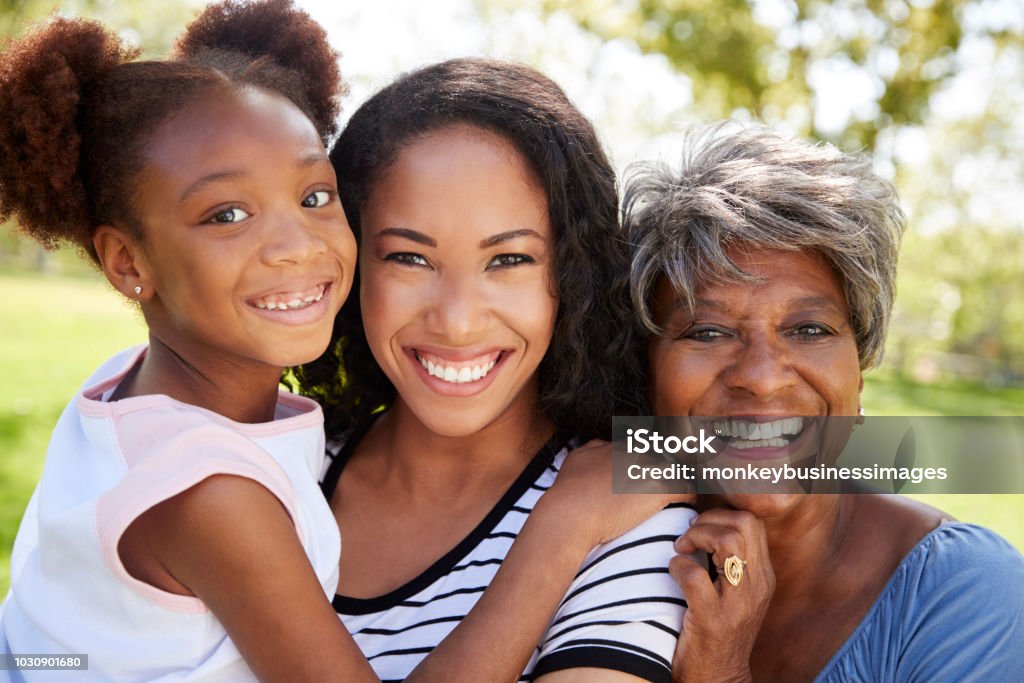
0, 18, 138, 251
0, 0, 344, 262
295, 58, 646, 442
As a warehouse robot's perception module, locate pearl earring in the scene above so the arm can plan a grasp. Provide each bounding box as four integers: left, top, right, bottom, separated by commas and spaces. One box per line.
133, 285, 143, 295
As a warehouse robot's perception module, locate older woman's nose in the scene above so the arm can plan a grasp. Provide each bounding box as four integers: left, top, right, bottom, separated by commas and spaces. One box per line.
722, 334, 797, 398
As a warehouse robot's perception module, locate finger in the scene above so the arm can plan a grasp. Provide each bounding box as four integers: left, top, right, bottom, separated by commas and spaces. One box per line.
693, 510, 772, 592
694, 508, 766, 550
669, 554, 718, 609
677, 522, 748, 568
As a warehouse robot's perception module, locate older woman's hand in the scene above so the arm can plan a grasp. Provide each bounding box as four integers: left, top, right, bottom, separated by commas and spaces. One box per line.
669, 509, 775, 683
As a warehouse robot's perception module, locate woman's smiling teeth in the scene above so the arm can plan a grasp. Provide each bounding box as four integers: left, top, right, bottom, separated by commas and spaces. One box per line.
712, 417, 805, 449
251, 284, 325, 311
416, 351, 500, 384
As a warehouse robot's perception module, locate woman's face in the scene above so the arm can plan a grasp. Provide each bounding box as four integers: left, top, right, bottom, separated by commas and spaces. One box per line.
358, 124, 557, 437
648, 247, 863, 512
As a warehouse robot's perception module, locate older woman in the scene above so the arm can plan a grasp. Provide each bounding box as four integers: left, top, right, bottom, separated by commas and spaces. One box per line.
625, 125, 1024, 682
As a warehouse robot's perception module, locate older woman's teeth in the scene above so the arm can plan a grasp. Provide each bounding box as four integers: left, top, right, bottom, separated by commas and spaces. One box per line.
713, 417, 804, 445
419, 355, 497, 384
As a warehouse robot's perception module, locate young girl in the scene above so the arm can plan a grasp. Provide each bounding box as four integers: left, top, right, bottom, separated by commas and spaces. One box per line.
299, 58, 696, 682
0, 4, 682, 681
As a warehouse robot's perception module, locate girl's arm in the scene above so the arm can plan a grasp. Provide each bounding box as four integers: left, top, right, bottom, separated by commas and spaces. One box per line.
119, 474, 379, 683
122, 441, 689, 682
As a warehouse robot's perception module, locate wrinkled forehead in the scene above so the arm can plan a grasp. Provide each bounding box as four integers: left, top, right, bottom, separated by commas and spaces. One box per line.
653, 245, 850, 318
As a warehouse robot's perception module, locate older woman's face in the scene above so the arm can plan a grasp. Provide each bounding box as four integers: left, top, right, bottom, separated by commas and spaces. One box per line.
648, 247, 862, 420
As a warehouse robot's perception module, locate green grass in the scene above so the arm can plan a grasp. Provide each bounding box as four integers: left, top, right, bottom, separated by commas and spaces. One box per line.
863, 372, 1024, 416
0, 270, 147, 592
0, 270, 1021, 596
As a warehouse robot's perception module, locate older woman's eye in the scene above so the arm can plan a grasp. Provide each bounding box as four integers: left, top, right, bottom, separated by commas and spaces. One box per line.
682, 326, 728, 342
792, 323, 835, 338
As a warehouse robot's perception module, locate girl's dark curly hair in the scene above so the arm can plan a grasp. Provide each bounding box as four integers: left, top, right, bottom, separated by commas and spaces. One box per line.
0, 0, 344, 262
295, 58, 645, 441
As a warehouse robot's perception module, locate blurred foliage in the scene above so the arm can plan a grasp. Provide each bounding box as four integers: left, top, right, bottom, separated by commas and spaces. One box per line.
2, 0, 200, 55
531, 0, 1020, 150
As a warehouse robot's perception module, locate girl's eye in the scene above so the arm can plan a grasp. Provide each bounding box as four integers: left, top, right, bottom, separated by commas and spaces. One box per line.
385, 252, 430, 267
487, 253, 534, 268
301, 190, 333, 208
208, 207, 251, 224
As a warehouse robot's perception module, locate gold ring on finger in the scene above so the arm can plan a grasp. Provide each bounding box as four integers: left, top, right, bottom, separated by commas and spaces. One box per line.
716, 555, 747, 586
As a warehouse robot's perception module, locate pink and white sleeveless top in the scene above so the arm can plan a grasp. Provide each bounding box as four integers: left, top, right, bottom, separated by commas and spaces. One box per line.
1, 346, 340, 682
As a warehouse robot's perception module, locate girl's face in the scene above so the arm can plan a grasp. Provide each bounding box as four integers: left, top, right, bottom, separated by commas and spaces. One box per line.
359, 125, 557, 437
128, 88, 356, 372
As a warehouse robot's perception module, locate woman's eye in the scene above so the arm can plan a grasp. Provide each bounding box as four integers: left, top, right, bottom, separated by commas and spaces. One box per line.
682, 326, 728, 342
487, 253, 534, 268
208, 207, 251, 224
302, 190, 333, 208
385, 252, 430, 267
792, 323, 834, 338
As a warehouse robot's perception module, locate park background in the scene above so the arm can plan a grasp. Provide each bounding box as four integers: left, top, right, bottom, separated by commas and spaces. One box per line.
1, 0, 1022, 593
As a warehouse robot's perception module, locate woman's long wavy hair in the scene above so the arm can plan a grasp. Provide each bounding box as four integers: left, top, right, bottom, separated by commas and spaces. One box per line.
295, 58, 645, 441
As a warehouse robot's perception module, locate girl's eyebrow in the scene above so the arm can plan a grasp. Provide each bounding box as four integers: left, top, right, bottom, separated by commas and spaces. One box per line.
178, 153, 330, 204
479, 228, 543, 248
180, 169, 245, 203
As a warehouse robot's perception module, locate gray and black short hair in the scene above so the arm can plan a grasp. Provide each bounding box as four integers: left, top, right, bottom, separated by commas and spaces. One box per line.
625, 123, 905, 370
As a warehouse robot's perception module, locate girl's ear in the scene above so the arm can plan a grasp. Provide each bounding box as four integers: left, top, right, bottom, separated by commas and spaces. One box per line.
93, 225, 153, 302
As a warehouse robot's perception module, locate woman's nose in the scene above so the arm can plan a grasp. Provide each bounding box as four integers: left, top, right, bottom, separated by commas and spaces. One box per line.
424, 272, 489, 343
722, 333, 796, 398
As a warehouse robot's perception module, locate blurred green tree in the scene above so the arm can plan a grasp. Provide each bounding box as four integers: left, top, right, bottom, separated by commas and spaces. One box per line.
527, 0, 1020, 151
2, 0, 198, 54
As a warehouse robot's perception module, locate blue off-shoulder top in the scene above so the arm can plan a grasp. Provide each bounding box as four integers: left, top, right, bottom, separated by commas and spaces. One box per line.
815, 522, 1024, 682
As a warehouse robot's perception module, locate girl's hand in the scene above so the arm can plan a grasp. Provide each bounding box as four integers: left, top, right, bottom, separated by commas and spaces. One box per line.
669, 509, 774, 683
543, 439, 696, 546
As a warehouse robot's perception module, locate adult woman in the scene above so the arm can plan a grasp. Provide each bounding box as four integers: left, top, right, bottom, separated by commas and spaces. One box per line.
298, 59, 693, 682
625, 125, 1024, 681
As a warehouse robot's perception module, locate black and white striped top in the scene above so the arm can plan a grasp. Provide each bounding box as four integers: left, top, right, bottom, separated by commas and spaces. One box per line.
321, 432, 695, 683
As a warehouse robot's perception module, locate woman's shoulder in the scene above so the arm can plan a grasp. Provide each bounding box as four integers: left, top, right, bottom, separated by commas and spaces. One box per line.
855, 495, 1023, 621
905, 521, 1024, 597
817, 519, 1024, 682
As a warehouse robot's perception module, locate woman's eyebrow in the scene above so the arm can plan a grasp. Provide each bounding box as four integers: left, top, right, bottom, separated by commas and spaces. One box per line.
374, 227, 437, 246
479, 228, 543, 248
789, 295, 844, 312
692, 298, 729, 313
